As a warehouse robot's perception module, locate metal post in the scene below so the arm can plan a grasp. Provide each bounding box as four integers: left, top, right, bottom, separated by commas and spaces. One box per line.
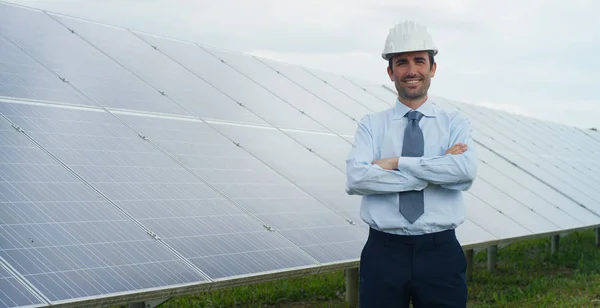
128, 298, 169, 308
464, 249, 474, 282
551, 235, 560, 254
346, 268, 359, 308
487, 245, 497, 271
595, 227, 600, 247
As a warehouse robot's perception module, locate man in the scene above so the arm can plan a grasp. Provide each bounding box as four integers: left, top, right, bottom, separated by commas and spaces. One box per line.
345, 21, 478, 308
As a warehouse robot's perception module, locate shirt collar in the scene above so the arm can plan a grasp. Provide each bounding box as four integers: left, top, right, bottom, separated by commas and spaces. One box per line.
392, 98, 435, 120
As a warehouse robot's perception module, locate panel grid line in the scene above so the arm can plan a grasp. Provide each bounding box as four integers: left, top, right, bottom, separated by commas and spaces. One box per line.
437, 98, 600, 217
0, 257, 50, 307
0, 112, 214, 284
199, 46, 355, 140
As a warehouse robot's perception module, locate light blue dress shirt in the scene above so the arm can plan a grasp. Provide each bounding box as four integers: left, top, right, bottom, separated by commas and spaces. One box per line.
345, 98, 478, 235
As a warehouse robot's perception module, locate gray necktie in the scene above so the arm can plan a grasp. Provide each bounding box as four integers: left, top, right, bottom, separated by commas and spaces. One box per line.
399, 110, 424, 223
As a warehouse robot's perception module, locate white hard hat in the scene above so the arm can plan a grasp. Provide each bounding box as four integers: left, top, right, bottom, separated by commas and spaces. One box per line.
381, 21, 438, 60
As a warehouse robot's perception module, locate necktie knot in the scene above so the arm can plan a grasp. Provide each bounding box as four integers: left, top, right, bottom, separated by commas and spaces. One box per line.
406, 110, 424, 121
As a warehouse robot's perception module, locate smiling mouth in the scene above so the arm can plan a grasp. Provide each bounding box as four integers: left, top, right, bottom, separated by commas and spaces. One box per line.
404, 79, 421, 84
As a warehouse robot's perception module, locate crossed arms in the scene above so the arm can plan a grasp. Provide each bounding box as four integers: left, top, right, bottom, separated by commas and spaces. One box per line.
345, 114, 478, 196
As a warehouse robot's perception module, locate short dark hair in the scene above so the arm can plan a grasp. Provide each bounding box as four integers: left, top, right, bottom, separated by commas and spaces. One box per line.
388, 50, 435, 71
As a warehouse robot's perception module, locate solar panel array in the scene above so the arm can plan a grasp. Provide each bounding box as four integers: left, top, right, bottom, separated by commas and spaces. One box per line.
1, 2, 599, 307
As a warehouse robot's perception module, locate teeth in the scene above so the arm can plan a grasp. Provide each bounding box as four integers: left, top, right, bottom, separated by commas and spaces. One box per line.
406, 80, 420, 84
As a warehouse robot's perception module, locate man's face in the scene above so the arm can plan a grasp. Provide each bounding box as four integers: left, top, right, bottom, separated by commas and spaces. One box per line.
387, 51, 436, 101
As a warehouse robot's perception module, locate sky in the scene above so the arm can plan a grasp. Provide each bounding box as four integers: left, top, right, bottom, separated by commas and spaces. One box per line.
4, 0, 600, 129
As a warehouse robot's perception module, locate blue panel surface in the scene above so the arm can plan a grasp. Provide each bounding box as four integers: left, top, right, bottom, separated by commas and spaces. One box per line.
113, 113, 366, 264
434, 97, 600, 216
255, 57, 374, 122
306, 68, 392, 112
134, 32, 331, 132
0, 102, 207, 304
203, 48, 359, 135
0, 262, 44, 308
0, 3, 189, 116
0, 35, 92, 107
0, 102, 317, 280
51, 14, 267, 126
209, 123, 366, 232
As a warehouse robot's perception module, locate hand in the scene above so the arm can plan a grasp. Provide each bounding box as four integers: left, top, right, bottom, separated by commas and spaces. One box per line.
372, 157, 399, 170
445, 143, 468, 155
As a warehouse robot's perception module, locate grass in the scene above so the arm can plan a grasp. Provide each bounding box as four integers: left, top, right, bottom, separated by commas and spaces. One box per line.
116, 229, 600, 307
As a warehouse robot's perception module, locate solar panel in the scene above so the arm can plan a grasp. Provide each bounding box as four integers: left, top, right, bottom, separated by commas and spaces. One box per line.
454, 219, 497, 248
0, 102, 209, 305
48, 13, 268, 127
477, 148, 598, 226
132, 32, 330, 133
0, 261, 45, 308
0, 101, 317, 282
475, 107, 600, 186
199, 47, 359, 135
0, 3, 189, 116
433, 97, 600, 215
580, 128, 600, 143
462, 193, 530, 238
305, 68, 392, 112
254, 57, 374, 123
282, 131, 353, 172
0, 35, 93, 107
108, 112, 366, 264
209, 123, 367, 231
344, 77, 397, 105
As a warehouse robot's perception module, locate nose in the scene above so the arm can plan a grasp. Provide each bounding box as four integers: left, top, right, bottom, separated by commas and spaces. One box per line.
405, 63, 418, 77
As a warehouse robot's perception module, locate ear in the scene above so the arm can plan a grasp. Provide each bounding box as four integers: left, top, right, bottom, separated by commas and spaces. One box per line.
430, 62, 437, 77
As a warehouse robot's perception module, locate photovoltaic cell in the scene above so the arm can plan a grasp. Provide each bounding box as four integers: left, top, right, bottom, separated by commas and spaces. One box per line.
463, 193, 530, 238
344, 77, 397, 106
306, 68, 392, 112
254, 57, 375, 123
0, 35, 92, 107
283, 131, 352, 176
454, 219, 496, 247
112, 113, 367, 263
433, 97, 600, 215
0, 3, 189, 116
0, 261, 44, 308
210, 123, 366, 230
0, 102, 319, 280
203, 48, 359, 135
506, 114, 600, 183
0, 102, 208, 304
477, 149, 598, 226
476, 107, 600, 186
469, 167, 562, 233
133, 32, 330, 132
50, 14, 267, 126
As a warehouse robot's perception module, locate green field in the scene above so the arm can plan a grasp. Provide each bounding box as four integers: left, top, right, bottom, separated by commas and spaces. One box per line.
119, 228, 600, 307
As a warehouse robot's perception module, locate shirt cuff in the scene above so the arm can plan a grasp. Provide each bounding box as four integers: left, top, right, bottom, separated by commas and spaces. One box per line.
397, 157, 422, 175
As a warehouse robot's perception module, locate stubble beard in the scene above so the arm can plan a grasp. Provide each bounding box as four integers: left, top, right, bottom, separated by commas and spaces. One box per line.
396, 78, 430, 101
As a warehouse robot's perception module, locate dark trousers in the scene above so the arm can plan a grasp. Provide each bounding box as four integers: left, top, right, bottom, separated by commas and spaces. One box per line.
359, 228, 467, 308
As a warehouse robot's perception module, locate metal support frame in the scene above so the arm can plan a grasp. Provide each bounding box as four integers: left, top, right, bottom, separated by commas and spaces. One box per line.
464, 249, 474, 282
128, 298, 169, 308
487, 245, 497, 271
596, 228, 600, 247
551, 234, 560, 254
345, 268, 359, 308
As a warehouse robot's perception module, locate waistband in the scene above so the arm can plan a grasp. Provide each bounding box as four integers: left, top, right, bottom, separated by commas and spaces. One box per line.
368, 227, 456, 245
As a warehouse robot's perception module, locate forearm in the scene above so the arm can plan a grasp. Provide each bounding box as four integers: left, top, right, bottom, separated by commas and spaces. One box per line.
346, 160, 428, 195
396, 151, 477, 185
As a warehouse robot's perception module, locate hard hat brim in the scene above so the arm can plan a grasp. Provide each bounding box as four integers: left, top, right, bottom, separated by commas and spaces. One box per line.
382, 49, 438, 61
